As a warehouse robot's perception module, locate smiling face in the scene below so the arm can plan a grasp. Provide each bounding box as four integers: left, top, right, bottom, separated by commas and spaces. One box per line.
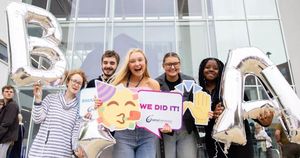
66, 74, 83, 95
98, 88, 141, 130
128, 52, 146, 78
101, 57, 118, 78
203, 60, 220, 82
163, 56, 181, 78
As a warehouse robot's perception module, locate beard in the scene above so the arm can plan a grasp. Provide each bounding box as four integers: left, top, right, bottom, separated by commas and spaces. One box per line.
102, 68, 116, 78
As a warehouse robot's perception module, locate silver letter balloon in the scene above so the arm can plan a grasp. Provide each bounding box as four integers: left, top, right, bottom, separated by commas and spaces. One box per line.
6, 2, 66, 86
213, 47, 300, 152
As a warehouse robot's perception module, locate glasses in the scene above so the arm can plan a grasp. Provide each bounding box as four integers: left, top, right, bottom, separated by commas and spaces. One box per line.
164, 62, 180, 68
70, 78, 83, 86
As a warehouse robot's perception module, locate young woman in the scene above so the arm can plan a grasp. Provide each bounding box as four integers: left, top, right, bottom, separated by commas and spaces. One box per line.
112, 48, 160, 158
155, 52, 198, 158
198, 57, 274, 158
28, 69, 87, 158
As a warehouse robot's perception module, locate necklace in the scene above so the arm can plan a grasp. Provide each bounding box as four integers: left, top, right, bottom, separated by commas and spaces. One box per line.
126, 74, 144, 88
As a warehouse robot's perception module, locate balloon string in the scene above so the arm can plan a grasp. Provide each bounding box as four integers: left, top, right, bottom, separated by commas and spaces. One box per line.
213, 141, 228, 158
213, 141, 218, 158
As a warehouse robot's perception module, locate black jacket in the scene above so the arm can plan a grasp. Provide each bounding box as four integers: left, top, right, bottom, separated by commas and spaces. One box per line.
86, 75, 104, 88
0, 99, 19, 143
155, 73, 197, 134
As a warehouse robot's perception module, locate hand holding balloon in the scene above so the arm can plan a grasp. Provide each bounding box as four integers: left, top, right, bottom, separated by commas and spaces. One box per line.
257, 106, 274, 126
33, 81, 42, 103
74, 147, 84, 158
213, 102, 224, 119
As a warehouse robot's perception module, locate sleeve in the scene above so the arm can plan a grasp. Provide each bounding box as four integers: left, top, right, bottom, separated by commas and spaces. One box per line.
0, 102, 19, 139
32, 95, 51, 124
86, 79, 95, 88
71, 115, 82, 150
262, 130, 272, 143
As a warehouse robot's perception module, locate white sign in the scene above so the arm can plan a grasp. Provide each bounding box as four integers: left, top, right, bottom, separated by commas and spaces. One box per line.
137, 90, 183, 138
79, 88, 97, 118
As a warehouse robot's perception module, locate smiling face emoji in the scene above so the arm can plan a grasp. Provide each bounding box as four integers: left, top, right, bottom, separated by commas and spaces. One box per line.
97, 87, 141, 130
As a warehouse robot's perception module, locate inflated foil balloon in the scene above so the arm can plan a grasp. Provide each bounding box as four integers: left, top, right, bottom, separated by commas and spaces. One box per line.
213, 47, 300, 153
78, 120, 116, 158
6, 2, 66, 86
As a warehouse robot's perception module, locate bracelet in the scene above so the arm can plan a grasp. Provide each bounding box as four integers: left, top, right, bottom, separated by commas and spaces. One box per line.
34, 102, 42, 105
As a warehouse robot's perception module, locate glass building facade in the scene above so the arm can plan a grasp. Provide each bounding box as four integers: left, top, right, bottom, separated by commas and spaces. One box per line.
13, 0, 292, 157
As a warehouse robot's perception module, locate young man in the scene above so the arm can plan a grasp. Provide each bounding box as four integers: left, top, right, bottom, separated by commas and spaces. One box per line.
0, 85, 19, 157
86, 50, 120, 87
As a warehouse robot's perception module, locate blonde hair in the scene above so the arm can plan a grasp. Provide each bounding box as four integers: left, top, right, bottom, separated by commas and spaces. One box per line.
112, 48, 150, 86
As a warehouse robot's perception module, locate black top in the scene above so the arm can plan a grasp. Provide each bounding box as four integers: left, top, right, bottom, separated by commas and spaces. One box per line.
0, 99, 19, 143
87, 74, 114, 88
156, 73, 196, 134
165, 76, 181, 91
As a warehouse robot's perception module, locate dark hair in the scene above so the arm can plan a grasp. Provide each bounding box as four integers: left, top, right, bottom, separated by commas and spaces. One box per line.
162, 52, 180, 64
2, 85, 15, 93
198, 58, 224, 90
101, 50, 120, 65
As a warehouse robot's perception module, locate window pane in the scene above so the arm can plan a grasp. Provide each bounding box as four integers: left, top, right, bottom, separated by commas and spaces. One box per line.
248, 21, 286, 65
145, 22, 176, 77
74, 23, 105, 80
211, 0, 245, 19
146, 0, 174, 18
177, 0, 204, 19
177, 21, 209, 79
115, 0, 143, 18
113, 22, 143, 64
0, 40, 7, 62
214, 21, 249, 61
77, 0, 106, 18
50, 0, 76, 19
245, 75, 256, 85
208, 21, 218, 56
31, 0, 47, 9
245, 87, 258, 100
245, 0, 278, 19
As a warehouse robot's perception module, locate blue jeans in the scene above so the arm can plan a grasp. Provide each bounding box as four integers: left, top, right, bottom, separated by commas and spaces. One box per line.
113, 128, 158, 158
163, 127, 197, 158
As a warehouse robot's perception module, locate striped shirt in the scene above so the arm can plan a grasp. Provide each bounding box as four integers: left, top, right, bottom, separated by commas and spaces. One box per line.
28, 92, 81, 158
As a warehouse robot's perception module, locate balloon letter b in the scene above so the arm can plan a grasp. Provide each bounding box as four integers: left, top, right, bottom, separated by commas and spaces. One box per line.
6, 2, 66, 86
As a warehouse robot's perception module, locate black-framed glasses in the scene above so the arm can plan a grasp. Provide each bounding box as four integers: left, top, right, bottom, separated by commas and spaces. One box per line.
164, 62, 180, 68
